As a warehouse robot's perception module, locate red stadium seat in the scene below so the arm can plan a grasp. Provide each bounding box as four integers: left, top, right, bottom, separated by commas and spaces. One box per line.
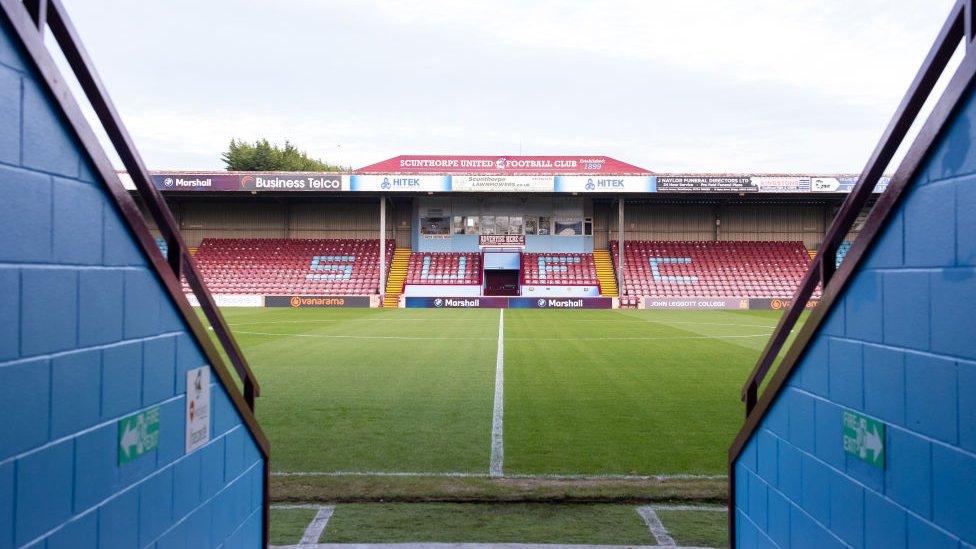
608, 240, 817, 299
184, 238, 395, 295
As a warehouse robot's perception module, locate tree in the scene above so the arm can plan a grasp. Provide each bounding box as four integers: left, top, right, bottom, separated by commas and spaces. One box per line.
221, 138, 343, 171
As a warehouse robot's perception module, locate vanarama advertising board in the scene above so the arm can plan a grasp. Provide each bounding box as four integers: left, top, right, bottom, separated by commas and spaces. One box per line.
265, 295, 372, 308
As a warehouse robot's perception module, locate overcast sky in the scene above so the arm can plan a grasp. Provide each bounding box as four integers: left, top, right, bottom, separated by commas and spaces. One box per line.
64, 0, 955, 173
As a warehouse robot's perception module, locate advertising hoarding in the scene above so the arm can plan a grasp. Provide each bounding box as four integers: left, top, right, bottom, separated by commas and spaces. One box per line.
348, 175, 451, 192
553, 175, 656, 193
451, 175, 554, 192
264, 295, 372, 308
509, 297, 613, 309
656, 176, 757, 193
406, 297, 510, 308
642, 297, 749, 309
151, 173, 343, 192
404, 297, 612, 308
810, 176, 891, 193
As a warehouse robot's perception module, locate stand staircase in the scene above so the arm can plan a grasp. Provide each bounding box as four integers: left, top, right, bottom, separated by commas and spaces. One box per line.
383, 248, 410, 307
593, 249, 618, 297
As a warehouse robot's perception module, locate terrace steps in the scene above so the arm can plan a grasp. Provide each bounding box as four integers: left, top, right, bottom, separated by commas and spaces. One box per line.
383, 248, 411, 307
594, 249, 618, 297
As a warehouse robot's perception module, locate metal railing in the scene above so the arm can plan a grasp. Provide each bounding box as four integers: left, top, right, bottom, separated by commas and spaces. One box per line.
16, 0, 262, 410
740, 0, 976, 416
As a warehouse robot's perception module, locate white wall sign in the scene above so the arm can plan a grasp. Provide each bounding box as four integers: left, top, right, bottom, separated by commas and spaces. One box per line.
451, 175, 554, 192
184, 294, 264, 307
185, 366, 211, 453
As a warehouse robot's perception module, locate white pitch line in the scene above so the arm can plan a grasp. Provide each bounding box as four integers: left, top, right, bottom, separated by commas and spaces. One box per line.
230, 330, 770, 342
650, 504, 728, 512
230, 330, 496, 341
270, 471, 727, 481
636, 506, 676, 546
299, 505, 335, 547
490, 309, 505, 478
506, 333, 771, 341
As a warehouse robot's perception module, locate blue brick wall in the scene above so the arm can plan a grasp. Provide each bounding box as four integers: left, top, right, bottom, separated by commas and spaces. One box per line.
734, 73, 976, 548
0, 15, 264, 549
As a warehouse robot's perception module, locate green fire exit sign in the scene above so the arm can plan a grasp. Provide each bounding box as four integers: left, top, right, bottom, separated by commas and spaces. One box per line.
118, 407, 160, 465
842, 410, 885, 469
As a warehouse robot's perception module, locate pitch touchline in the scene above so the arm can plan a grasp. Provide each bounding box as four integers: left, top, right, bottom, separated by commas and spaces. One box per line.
490, 309, 505, 478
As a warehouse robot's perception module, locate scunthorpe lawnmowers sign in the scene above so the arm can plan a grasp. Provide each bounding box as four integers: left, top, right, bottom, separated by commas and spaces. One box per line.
842, 409, 885, 469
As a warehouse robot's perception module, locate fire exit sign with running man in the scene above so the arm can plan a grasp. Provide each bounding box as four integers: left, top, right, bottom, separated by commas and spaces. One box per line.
842, 409, 885, 469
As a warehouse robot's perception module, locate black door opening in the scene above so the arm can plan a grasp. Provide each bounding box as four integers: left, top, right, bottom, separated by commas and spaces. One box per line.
484, 269, 520, 296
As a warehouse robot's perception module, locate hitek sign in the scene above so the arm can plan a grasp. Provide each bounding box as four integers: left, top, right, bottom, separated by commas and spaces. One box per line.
118, 407, 161, 464
842, 410, 885, 469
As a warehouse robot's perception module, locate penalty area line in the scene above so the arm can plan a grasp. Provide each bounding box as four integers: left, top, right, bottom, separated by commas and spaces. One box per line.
490, 309, 505, 478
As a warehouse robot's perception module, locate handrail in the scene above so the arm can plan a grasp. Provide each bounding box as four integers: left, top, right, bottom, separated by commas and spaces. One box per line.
26, 0, 261, 409
740, 0, 974, 416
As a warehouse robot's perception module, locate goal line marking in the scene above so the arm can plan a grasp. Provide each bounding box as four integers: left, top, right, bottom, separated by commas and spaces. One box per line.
490, 309, 505, 478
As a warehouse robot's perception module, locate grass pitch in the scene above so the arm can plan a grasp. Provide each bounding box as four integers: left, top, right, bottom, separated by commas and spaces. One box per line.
268, 503, 729, 547
216, 307, 786, 486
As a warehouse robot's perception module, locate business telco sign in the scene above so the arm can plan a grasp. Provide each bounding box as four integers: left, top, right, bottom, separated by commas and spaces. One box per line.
348, 174, 451, 192
150, 173, 343, 191
553, 175, 656, 193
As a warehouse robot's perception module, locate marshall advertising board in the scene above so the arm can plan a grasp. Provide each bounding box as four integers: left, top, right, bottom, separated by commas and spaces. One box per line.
509, 297, 613, 309
150, 173, 343, 192
405, 297, 613, 308
406, 297, 510, 308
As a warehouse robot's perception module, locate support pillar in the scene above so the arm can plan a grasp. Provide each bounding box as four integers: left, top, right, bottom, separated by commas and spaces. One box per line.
617, 198, 625, 294
379, 195, 387, 297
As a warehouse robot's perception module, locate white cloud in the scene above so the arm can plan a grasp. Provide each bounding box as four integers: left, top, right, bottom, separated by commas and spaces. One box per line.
63, 0, 959, 172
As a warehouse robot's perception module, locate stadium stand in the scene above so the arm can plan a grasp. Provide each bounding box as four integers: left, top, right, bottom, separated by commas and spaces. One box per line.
835, 240, 852, 267
155, 236, 168, 256
404, 252, 482, 285
521, 253, 598, 285
610, 240, 811, 298
189, 238, 394, 295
